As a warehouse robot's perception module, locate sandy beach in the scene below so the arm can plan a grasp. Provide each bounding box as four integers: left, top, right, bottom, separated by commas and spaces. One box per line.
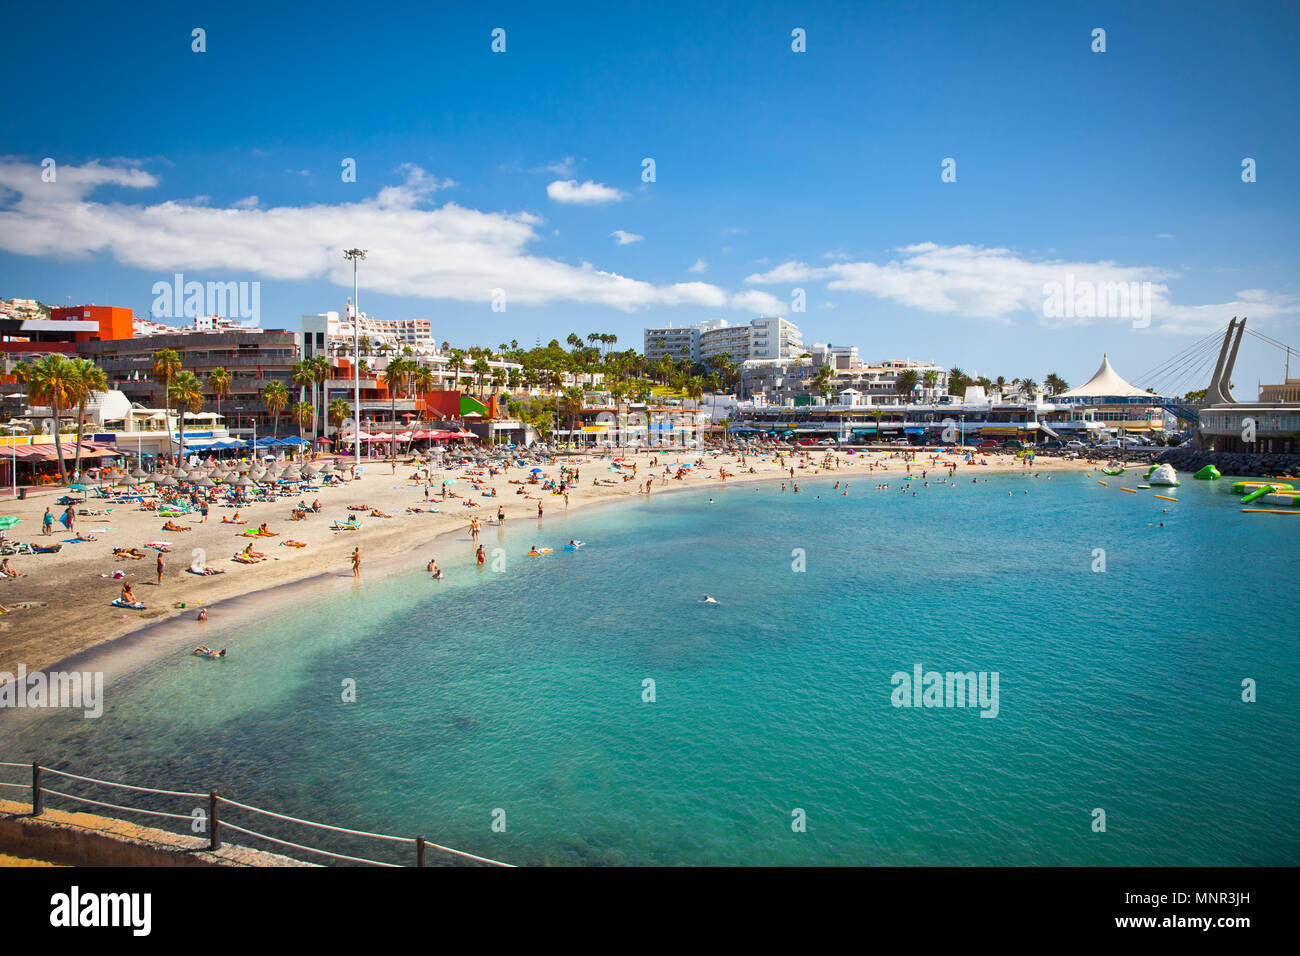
0, 447, 1094, 676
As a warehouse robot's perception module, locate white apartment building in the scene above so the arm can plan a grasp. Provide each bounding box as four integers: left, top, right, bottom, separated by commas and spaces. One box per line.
644, 324, 701, 363
646, 316, 804, 365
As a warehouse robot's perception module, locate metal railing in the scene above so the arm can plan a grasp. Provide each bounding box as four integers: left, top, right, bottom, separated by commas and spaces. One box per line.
0, 761, 511, 868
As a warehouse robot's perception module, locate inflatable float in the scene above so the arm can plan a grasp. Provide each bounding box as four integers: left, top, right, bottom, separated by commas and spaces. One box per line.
563, 541, 585, 550
527, 548, 554, 556
1101, 465, 1126, 476
1261, 491, 1300, 507
111, 598, 146, 610
1240, 484, 1277, 504
1194, 464, 1221, 480
1148, 464, 1180, 486
1231, 480, 1293, 495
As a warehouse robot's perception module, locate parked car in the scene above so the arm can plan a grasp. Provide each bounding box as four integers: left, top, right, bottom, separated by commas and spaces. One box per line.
976, 440, 999, 449
1001, 440, 1024, 450
1040, 440, 1063, 449
796, 438, 819, 446
1065, 440, 1087, 449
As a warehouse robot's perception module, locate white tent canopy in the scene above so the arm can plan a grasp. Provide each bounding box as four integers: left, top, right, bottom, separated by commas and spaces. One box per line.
1058, 354, 1156, 399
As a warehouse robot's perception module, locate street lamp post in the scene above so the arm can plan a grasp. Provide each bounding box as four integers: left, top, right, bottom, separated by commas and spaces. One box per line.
344, 248, 367, 469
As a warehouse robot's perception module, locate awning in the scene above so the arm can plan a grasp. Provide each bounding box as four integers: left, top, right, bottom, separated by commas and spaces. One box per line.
5, 442, 125, 461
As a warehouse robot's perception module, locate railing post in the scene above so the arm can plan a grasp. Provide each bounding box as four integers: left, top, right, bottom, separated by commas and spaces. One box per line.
31, 762, 42, 816
416, 835, 426, 867
209, 791, 220, 851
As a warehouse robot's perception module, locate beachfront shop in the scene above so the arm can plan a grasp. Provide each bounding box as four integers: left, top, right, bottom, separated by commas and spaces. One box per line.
0, 435, 127, 490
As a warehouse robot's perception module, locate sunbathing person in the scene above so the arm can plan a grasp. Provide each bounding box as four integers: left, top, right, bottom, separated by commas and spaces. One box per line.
0, 558, 19, 578
162, 520, 191, 532
255, 523, 278, 536
121, 583, 138, 603
114, 547, 147, 559
370, 509, 392, 518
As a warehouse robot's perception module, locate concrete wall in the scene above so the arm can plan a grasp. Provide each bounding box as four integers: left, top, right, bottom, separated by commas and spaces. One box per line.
0, 800, 312, 867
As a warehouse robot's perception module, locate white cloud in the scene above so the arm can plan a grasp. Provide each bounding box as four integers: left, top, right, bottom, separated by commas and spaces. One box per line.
744, 242, 1296, 334
232, 196, 260, 210
1157, 233, 1175, 239
611, 229, 643, 245
689, 258, 707, 273
0, 159, 769, 314
546, 179, 625, 205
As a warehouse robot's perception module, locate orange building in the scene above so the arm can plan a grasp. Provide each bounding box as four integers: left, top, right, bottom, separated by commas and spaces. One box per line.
50, 305, 134, 341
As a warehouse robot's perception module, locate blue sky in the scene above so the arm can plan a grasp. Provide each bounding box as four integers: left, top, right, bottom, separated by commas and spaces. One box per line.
2, 0, 1298, 392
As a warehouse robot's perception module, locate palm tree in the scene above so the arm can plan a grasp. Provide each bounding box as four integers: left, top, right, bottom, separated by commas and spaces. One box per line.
70, 358, 108, 480
560, 385, 585, 449
208, 367, 231, 425
1044, 373, 1069, 396
311, 354, 331, 436
384, 356, 412, 459
168, 370, 204, 456
262, 380, 289, 437
922, 369, 939, 398
152, 348, 182, 461
292, 400, 314, 456
412, 365, 434, 421
894, 369, 919, 404
472, 356, 490, 396
685, 377, 704, 408
328, 396, 351, 448
27, 354, 81, 483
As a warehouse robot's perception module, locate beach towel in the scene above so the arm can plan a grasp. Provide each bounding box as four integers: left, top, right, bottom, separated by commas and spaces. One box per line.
111, 598, 146, 610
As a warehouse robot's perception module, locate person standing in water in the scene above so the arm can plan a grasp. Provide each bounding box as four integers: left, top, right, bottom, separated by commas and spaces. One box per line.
351, 547, 361, 578
476, 544, 486, 565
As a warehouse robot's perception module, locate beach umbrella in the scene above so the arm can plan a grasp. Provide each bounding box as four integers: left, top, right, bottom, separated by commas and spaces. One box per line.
156, 475, 177, 487
234, 476, 254, 488
193, 476, 216, 488
130, 466, 149, 480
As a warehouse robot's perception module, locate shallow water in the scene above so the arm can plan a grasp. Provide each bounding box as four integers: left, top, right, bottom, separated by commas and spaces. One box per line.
4, 469, 1298, 865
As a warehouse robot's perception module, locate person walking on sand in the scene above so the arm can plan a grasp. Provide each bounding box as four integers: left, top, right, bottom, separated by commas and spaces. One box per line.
351, 547, 361, 578
156, 553, 165, 585
497, 505, 505, 524
42, 507, 53, 536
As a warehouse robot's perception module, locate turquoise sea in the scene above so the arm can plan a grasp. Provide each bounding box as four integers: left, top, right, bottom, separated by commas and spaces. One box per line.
4, 470, 1298, 865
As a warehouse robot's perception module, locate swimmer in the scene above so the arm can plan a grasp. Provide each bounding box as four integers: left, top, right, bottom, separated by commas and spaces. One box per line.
701, 595, 718, 604
197, 608, 207, 622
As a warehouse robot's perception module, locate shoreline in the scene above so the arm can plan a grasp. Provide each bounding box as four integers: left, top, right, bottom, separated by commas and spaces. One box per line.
1, 448, 1098, 679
